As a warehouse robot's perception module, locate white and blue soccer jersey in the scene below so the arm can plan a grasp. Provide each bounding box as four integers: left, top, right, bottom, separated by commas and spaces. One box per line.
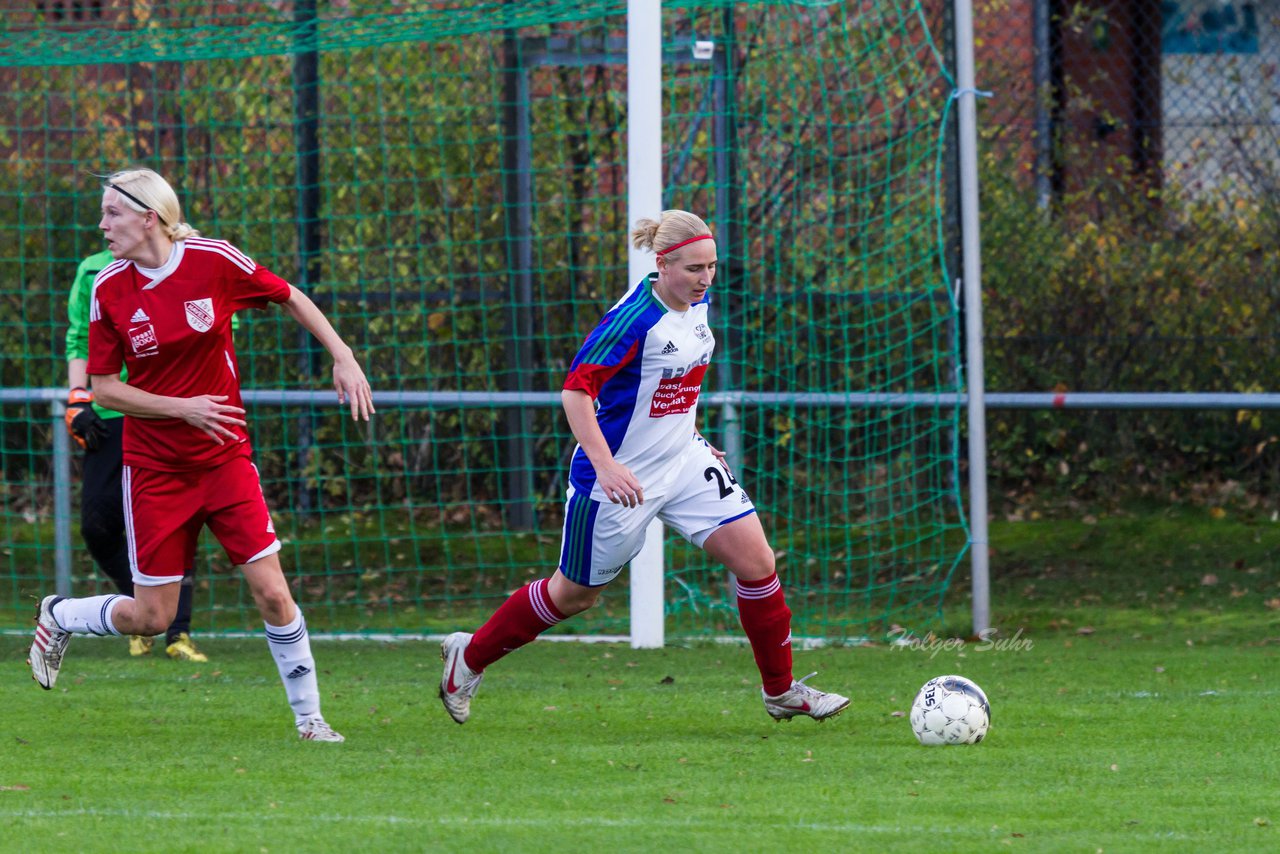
562, 274, 715, 501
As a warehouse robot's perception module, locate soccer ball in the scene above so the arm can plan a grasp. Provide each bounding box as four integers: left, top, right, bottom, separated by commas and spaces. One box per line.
909, 674, 990, 745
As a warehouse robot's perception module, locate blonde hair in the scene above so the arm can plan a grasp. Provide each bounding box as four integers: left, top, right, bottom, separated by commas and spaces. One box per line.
103, 168, 199, 241
630, 210, 711, 259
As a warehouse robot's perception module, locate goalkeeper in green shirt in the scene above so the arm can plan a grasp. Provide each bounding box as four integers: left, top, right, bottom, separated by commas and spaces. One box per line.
65, 248, 207, 661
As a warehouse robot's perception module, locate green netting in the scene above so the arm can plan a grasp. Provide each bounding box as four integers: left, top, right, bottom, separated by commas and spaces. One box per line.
0, 0, 965, 641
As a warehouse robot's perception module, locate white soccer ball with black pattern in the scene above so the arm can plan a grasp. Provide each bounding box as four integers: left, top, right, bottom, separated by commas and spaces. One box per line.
909, 674, 990, 745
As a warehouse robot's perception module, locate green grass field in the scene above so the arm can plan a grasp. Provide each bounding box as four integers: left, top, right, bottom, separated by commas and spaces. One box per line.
2, 504, 1278, 852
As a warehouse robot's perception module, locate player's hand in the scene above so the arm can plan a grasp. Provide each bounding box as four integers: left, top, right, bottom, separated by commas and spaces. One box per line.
332, 357, 374, 422
698, 434, 731, 472
596, 461, 644, 508
65, 388, 109, 451
179, 395, 247, 445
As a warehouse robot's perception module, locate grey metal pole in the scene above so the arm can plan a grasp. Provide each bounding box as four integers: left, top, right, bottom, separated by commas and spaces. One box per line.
18, 388, 1280, 411
1032, 0, 1053, 209
711, 39, 742, 469
292, 0, 322, 517
51, 401, 72, 597
500, 40, 536, 531
952, 0, 991, 637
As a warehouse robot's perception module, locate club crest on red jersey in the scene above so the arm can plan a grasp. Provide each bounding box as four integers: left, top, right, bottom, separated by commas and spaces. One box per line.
184, 298, 215, 333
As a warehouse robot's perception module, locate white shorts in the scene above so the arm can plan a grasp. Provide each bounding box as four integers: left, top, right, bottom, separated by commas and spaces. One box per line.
558, 441, 757, 587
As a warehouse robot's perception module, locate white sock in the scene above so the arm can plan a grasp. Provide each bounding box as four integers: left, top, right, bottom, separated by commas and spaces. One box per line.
50, 595, 126, 636
264, 609, 321, 724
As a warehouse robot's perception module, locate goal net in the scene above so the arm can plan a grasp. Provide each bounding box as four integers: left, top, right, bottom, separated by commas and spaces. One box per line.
0, 0, 966, 642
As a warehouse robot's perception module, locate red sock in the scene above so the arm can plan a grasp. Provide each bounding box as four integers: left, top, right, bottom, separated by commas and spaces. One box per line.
736, 572, 794, 696
464, 578, 566, 672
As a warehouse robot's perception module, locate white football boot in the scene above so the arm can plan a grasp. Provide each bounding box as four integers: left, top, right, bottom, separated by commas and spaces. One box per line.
29, 595, 71, 690
439, 631, 484, 724
297, 715, 345, 742
763, 672, 850, 722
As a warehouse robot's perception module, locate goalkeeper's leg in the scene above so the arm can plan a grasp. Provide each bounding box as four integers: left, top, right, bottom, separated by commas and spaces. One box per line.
79, 417, 133, 597
79, 417, 164, 657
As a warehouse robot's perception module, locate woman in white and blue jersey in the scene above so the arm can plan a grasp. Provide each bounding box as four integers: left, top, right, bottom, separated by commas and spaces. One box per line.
439, 211, 849, 725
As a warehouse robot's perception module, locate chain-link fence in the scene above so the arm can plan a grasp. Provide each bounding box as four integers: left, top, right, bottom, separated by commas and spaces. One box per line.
974, 1, 1280, 507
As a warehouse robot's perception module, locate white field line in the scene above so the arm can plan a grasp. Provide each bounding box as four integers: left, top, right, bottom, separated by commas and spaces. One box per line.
0, 806, 1197, 840
0, 630, 853, 649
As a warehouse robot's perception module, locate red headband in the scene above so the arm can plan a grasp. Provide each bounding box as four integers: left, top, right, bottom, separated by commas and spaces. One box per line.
655, 234, 713, 256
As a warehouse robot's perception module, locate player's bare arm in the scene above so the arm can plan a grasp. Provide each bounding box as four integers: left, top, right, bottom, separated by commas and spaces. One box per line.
68, 357, 89, 390
92, 372, 245, 445
280, 285, 374, 422
561, 388, 644, 508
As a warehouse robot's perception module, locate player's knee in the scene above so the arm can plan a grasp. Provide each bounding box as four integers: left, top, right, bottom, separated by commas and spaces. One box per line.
253, 585, 296, 625
555, 585, 601, 617
756, 548, 776, 577
734, 547, 775, 581
134, 609, 172, 636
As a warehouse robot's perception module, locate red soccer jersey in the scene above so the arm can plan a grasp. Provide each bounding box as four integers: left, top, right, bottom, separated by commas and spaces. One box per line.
87, 237, 292, 472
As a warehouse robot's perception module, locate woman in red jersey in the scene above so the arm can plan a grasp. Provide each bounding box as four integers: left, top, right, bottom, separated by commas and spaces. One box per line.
29, 168, 373, 742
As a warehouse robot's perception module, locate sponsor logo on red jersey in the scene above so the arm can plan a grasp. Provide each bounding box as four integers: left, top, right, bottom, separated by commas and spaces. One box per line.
651, 364, 707, 417
129, 323, 159, 357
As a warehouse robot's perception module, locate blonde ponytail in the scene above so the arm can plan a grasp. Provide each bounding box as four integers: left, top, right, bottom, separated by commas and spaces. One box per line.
103, 168, 199, 240
630, 210, 711, 259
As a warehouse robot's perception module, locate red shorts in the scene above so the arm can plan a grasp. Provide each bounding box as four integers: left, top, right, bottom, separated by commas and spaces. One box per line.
123, 456, 281, 586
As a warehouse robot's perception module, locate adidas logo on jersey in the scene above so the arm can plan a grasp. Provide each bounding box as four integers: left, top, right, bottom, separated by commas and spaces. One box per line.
661, 341, 679, 355
131, 308, 150, 323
